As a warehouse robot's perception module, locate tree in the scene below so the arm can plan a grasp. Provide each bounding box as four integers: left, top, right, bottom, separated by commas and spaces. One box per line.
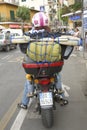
60, 1, 82, 26
16, 6, 30, 32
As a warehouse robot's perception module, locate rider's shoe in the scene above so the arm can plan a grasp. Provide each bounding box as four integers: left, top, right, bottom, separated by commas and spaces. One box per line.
60, 98, 69, 106
17, 103, 27, 109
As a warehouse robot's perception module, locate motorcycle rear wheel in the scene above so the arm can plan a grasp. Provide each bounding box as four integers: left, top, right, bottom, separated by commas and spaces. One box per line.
41, 108, 53, 128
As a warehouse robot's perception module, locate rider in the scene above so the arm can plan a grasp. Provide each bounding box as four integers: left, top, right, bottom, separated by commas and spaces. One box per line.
18, 12, 68, 109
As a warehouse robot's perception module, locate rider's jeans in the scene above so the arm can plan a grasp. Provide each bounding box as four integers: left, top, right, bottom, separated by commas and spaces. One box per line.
22, 80, 34, 105
56, 73, 64, 97
21, 73, 63, 105
56, 73, 62, 90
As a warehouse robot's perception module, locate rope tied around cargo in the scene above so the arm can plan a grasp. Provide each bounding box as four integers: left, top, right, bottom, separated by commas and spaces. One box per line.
27, 31, 61, 63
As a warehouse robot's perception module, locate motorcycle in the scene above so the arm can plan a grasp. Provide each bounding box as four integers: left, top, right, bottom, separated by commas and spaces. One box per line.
22, 43, 74, 128
14, 31, 80, 128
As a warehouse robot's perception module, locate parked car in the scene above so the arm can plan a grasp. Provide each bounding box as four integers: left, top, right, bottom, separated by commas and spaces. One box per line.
11, 33, 20, 37
1, 29, 23, 36
0, 32, 17, 51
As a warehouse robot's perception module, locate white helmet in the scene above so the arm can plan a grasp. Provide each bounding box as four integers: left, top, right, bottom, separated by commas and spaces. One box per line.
32, 12, 49, 27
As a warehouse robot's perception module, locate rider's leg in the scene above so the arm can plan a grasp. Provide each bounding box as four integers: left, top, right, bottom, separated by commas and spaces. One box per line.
18, 80, 33, 109
18, 56, 34, 109
55, 73, 68, 106
56, 73, 64, 97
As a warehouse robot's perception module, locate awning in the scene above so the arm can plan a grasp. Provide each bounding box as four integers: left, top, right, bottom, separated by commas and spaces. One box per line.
0, 25, 5, 29
9, 24, 32, 29
62, 10, 82, 17
9, 24, 20, 28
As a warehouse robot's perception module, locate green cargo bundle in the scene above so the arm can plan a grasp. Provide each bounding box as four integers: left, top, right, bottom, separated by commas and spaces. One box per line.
27, 41, 61, 62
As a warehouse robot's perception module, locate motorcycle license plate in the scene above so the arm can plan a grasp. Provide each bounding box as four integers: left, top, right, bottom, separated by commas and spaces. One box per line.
39, 92, 53, 106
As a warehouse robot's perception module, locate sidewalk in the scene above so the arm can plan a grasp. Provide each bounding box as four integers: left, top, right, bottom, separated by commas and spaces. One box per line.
78, 50, 87, 60
73, 50, 87, 96
73, 50, 87, 69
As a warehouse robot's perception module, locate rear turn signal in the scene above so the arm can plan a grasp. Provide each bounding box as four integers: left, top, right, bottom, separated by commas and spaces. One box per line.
50, 77, 55, 82
34, 79, 39, 84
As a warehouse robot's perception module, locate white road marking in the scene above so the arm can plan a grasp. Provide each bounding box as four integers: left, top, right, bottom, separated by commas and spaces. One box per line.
0, 92, 23, 130
10, 99, 33, 130
70, 54, 77, 57
10, 109, 27, 130
1, 55, 13, 60
1, 55, 10, 59
8, 56, 23, 63
6, 55, 13, 59
62, 83, 70, 97
10, 83, 70, 129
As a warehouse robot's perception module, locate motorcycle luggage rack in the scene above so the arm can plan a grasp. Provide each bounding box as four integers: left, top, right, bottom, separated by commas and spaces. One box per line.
22, 61, 64, 76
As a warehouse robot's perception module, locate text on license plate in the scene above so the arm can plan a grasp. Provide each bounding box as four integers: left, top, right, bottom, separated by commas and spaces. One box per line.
39, 92, 53, 106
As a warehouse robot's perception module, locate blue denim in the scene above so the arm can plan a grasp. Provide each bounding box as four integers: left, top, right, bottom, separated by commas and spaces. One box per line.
56, 73, 62, 90
56, 73, 64, 97
22, 80, 33, 105
21, 73, 63, 105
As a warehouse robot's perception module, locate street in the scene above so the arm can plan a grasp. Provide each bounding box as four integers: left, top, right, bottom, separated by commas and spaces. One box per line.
0, 47, 87, 130
0, 47, 25, 130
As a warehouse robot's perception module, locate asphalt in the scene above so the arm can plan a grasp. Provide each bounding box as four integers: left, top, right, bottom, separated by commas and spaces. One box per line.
9, 49, 87, 130
20, 50, 87, 130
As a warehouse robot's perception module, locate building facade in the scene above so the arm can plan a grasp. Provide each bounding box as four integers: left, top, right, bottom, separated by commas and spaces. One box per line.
62, 0, 82, 29
0, 1, 38, 31
0, 0, 60, 30
1, 0, 82, 31
0, 0, 19, 5
0, 2, 18, 22
19, 0, 59, 29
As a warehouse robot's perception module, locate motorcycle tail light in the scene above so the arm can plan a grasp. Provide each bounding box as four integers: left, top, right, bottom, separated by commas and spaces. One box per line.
39, 79, 50, 85
34, 79, 39, 84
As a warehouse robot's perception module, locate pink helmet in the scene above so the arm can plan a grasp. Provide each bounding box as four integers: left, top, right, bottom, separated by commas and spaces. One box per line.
32, 12, 49, 27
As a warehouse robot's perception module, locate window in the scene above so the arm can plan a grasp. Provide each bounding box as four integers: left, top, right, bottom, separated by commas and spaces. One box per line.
21, 0, 26, 2
48, 0, 52, 2
30, 7, 35, 9
10, 10, 15, 21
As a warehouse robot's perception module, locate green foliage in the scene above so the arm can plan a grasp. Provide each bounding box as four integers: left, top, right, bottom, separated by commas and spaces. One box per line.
60, 7, 69, 24
70, 2, 82, 11
61, 16, 68, 26
16, 6, 30, 22
61, 1, 82, 15
60, 1, 82, 24
61, 16, 68, 23
60, 6, 70, 15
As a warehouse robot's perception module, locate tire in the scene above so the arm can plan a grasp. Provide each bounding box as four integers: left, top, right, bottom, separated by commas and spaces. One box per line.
41, 108, 53, 128
5, 45, 10, 52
